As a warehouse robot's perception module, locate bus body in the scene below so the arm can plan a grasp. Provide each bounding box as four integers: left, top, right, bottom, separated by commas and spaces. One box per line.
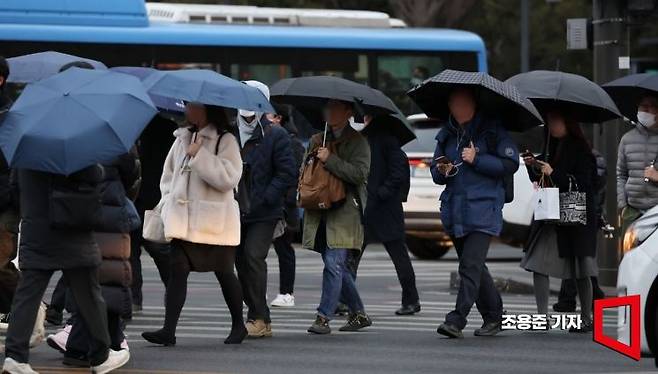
0, 0, 487, 114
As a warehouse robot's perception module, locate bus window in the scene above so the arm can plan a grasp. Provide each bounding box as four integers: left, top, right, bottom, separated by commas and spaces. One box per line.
296, 51, 368, 85
376, 52, 478, 114
229, 63, 291, 86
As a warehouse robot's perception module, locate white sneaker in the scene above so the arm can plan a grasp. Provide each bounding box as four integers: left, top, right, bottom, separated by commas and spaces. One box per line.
2, 358, 39, 374
46, 324, 72, 353
29, 302, 46, 348
271, 294, 295, 308
92, 349, 130, 374
120, 338, 129, 351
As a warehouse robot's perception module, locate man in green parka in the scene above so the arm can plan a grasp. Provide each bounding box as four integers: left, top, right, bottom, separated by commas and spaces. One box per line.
304, 99, 372, 334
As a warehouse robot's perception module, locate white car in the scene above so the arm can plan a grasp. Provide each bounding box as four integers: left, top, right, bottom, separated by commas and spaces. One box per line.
402, 114, 535, 259
617, 205, 658, 357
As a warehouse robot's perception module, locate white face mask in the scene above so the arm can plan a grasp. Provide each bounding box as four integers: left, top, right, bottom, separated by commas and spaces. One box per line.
637, 111, 656, 127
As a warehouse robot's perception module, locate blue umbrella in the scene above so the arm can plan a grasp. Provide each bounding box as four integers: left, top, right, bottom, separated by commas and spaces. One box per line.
7, 51, 107, 83
110, 66, 185, 113
142, 69, 275, 113
0, 67, 157, 175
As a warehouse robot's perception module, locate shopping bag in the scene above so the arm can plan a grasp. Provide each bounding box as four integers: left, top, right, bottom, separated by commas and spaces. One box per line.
143, 202, 169, 244
559, 175, 587, 225
534, 186, 560, 221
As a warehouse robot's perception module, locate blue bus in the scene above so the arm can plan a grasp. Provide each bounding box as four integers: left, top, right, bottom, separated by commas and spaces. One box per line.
0, 0, 487, 115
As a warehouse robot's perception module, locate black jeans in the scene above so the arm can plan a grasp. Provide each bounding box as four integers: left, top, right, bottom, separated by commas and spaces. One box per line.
273, 230, 296, 295
558, 276, 603, 304
236, 220, 277, 323
348, 239, 419, 306
66, 310, 124, 356
130, 230, 171, 307
49, 275, 67, 313
5, 267, 110, 366
445, 232, 503, 330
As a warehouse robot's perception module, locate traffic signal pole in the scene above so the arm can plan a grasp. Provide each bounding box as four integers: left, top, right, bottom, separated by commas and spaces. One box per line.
592, 0, 629, 287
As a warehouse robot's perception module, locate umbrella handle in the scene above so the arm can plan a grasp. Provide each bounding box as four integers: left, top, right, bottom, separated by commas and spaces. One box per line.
322, 122, 328, 148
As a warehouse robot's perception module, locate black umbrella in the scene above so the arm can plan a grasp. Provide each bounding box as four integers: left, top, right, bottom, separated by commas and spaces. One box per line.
270, 76, 398, 123
602, 73, 658, 121
506, 70, 621, 123
362, 113, 416, 146
407, 69, 543, 131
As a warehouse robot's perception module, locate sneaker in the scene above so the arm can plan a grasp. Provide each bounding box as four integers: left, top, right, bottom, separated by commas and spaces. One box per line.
91, 349, 130, 374
46, 324, 72, 353
0, 313, 8, 331
339, 312, 372, 332
2, 358, 39, 374
437, 322, 464, 339
29, 302, 46, 348
271, 294, 295, 308
307, 315, 331, 335
474, 321, 502, 337
334, 303, 349, 316
120, 339, 129, 351
246, 319, 272, 338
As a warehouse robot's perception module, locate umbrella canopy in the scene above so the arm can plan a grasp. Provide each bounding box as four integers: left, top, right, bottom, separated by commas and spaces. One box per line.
506, 70, 621, 123
408, 69, 543, 131
361, 113, 416, 146
0, 67, 157, 175
270, 76, 398, 118
7, 51, 107, 83
602, 73, 658, 121
110, 66, 185, 113
141, 69, 274, 113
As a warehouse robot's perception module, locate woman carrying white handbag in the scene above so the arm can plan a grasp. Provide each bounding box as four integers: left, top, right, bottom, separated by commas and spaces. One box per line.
141, 103, 246, 346
520, 110, 598, 333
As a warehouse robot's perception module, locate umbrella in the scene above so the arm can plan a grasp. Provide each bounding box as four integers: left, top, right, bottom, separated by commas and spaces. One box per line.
602, 73, 658, 121
0, 67, 157, 175
141, 69, 274, 113
506, 70, 621, 123
408, 69, 543, 131
270, 76, 398, 120
110, 66, 185, 113
361, 113, 416, 146
7, 51, 107, 83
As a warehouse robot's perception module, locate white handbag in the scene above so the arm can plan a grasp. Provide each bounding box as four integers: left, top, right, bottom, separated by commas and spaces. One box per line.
533, 175, 560, 222
143, 202, 169, 244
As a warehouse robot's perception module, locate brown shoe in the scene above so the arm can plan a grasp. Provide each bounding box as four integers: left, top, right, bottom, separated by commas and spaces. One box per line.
246, 320, 273, 338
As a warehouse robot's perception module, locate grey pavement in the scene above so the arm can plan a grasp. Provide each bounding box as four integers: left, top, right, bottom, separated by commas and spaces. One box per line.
8, 243, 656, 373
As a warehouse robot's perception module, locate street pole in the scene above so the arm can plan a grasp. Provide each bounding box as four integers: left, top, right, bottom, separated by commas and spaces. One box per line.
592, 0, 628, 287
521, 0, 530, 72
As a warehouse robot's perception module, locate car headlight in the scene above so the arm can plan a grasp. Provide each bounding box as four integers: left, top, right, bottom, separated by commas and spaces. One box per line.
622, 221, 658, 255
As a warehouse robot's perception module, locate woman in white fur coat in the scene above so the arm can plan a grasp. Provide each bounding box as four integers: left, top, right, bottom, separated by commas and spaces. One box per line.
142, 103, 247, 346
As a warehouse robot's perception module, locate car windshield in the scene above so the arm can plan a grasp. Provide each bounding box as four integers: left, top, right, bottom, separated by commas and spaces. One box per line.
403, 118, 442, 154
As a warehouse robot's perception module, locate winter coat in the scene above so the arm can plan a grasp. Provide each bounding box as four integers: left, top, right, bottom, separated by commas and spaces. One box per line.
430, 114, 519, 238
159, 126, 243, 246
17, 166, 104, 270
302, 125, 371, 251
283, 132, 305, 231
96, 150, 141, 234
239, 119, 297, 223
616, 124, 658, 211
364, 128, 407, 243
526, 136, 598, 258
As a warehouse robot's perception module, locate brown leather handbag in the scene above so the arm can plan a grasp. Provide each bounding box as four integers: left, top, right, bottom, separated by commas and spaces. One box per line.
297, 133, 346, 210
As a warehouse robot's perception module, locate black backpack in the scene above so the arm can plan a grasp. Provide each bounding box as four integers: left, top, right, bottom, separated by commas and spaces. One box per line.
215, 131, 251, 216
48, 165, 104, 231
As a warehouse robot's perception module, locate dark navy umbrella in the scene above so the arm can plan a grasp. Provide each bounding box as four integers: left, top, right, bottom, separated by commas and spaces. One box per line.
270, 76, 398, 117
408, 69, 543, 131
506, 70, 621, 123
110, 66, 185, 113
7, 51, 107, 83
142, 69, 274, 113
0, 67, 157, 175
602, 73, 658, 121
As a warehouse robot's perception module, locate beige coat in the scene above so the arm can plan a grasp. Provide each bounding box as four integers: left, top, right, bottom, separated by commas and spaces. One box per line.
159, 126, 242, 246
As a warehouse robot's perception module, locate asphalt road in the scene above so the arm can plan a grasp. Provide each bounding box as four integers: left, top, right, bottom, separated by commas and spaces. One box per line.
13, 243, 658, 374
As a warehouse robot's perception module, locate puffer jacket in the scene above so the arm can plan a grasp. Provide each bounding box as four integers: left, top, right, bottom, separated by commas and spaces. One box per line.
616, 124, 658, 211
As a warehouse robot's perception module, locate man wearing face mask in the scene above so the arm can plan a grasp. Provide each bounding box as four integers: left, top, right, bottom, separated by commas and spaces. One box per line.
235, 80, 296, 338
617, 95, 658, 234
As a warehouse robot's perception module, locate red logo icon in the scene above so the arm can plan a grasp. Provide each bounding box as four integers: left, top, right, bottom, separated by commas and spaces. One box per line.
593, 295, 641, 361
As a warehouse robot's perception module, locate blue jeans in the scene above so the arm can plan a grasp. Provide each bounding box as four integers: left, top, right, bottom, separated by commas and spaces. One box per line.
317, 248, 364, 320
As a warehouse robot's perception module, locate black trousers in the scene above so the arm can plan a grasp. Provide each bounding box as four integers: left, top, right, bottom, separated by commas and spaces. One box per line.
130, 230, 171, 307
558, 276, 603, 304
5, 267, 110, 365
348, 239, 419, 306
445, 232, 503, 330
49, 275, 67, 313
236, 220, 276, 323
66, 310, 124, 356
273, 230, 296, 295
